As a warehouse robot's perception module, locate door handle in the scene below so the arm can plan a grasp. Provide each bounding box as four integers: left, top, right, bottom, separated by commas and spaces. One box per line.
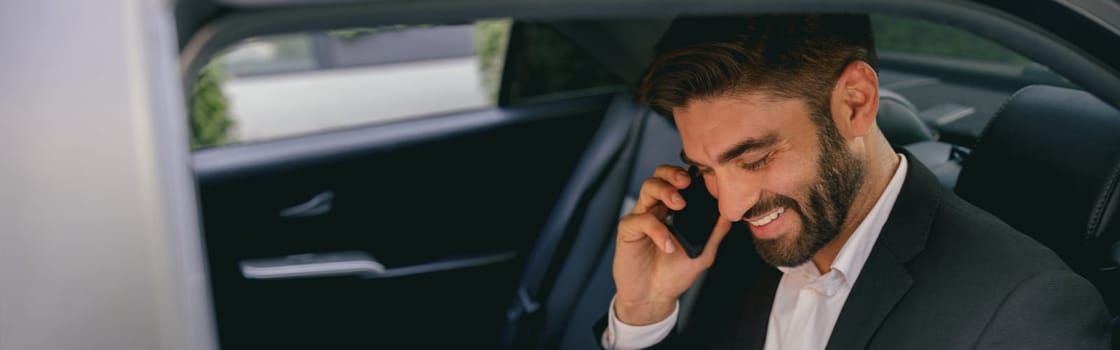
240, 250, 516, 280
279, 191, 335, 218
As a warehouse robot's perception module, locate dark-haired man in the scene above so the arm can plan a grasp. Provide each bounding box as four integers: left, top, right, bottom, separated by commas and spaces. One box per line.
599, 15, 1110, 349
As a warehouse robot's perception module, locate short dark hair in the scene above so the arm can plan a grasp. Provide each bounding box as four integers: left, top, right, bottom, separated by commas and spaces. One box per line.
639, 14, 877, 123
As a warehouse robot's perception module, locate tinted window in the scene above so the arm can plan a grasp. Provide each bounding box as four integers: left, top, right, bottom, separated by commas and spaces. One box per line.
189, 20, 511, 148
872, 15, 1030, 67
501, 22, 625, 104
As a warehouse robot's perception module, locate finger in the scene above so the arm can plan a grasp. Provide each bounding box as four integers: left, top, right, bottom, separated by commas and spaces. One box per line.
633, 178, 686, 214
697, 216, 735, 266
618, 213, 677, 254
647, 204, 669, 219
653, 164, 691, 189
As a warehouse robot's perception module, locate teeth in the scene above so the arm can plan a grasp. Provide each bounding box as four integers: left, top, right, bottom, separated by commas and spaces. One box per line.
748, 207, 785, 227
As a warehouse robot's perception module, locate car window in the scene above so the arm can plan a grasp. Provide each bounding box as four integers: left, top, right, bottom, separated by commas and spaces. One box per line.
500, 22, 626, 105
189, 20, 512, 148
189, 19, 625, 149
871, 15, 1030, 67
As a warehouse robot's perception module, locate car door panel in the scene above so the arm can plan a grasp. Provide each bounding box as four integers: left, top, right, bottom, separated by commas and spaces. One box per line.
194, 93, 613, 348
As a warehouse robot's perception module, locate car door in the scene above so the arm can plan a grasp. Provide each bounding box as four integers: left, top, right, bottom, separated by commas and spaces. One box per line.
185, 17, 626, 349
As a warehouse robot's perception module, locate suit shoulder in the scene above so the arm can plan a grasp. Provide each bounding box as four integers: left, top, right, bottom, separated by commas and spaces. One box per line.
916, 191, 1071, 281
865, 188, 1107, 348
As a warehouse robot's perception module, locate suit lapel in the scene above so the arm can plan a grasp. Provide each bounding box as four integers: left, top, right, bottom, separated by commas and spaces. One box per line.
733, 266, 781, 350
823, 248, 914, 350
825, 151, 943, 350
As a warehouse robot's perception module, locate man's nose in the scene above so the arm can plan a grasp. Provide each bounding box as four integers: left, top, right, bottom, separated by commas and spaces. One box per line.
711, 171, 760, 222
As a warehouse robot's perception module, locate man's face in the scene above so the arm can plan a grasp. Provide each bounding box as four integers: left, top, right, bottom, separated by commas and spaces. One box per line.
675, 93, 865, 267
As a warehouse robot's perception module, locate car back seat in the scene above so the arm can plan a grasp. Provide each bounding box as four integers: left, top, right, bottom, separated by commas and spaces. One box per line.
953, 85, 1120, 338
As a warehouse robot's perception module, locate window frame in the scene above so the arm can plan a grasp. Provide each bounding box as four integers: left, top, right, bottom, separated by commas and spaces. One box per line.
180, 1, 1120, 127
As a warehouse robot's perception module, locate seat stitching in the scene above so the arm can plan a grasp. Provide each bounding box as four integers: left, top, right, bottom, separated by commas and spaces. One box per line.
1088, 156, 1120, 241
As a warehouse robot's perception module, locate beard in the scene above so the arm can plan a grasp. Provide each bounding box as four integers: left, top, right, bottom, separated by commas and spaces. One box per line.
749, 112, 865, 267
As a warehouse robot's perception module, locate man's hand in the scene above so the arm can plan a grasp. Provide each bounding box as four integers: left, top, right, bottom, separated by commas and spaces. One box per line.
613, 165, 733, 325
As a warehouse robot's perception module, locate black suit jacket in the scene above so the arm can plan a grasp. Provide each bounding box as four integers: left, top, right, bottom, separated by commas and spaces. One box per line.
597, 153, 1111, 349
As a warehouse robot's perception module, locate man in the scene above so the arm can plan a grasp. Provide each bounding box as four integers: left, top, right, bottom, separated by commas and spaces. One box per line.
598, 14, 1110, 349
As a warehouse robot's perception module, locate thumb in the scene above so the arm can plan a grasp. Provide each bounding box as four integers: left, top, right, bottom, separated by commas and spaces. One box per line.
697, 216, 734, 264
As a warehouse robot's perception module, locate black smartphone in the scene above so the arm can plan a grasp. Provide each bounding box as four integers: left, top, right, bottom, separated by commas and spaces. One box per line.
665, 166, 720, 258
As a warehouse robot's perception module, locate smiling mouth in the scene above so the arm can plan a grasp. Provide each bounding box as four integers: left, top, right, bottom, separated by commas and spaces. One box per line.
746, 207, 786, 227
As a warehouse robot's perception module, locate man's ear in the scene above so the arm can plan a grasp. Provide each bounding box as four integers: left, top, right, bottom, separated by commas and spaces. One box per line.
830, 61, 879, 139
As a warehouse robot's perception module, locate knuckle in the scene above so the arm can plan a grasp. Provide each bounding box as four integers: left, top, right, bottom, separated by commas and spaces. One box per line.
620, 214, 639, 226
655, 164, 680, 178
641, 178, 668, 195
618, 215, 643, 240
619, 213, 633, 222
661, 186, 678, 198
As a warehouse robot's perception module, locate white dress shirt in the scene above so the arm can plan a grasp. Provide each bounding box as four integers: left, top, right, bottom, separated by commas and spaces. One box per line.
603, 155, 907, 350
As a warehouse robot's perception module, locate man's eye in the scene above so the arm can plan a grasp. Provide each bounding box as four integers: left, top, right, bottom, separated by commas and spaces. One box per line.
740, 153, 772, 171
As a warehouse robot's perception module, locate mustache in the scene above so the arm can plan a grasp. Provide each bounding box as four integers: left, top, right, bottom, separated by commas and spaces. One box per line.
743, 194, 801, 221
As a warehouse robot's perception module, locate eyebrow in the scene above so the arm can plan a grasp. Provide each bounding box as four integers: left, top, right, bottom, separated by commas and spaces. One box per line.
680, 133, 779, 168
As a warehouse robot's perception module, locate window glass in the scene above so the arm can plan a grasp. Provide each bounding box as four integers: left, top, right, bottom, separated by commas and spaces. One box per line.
870, 15, 1072, 92
501, 22, 625, 104
871, 15, 1030, 67
189, 20, 511, 148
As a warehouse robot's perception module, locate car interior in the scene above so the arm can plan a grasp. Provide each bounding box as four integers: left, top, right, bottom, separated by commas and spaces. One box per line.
177, 1, 1120, 349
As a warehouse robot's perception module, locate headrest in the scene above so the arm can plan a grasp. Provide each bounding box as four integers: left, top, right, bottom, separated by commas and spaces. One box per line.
955, 85, 1120, 274
877, 88, 934, 145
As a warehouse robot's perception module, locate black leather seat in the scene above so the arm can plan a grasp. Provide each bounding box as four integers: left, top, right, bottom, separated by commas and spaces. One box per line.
954, 85, 1120, 318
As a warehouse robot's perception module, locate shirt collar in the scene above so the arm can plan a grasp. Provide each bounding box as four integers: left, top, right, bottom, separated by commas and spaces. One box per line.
776, 154, 909, 286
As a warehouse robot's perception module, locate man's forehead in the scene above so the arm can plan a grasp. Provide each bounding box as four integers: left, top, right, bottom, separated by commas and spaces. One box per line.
674, 92, 810, 130
678, 91, 806, 112
675, 93, 812, 163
